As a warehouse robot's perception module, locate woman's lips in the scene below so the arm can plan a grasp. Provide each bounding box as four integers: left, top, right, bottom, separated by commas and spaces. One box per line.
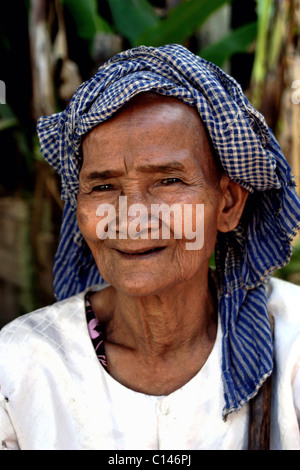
115, 246, 166, 259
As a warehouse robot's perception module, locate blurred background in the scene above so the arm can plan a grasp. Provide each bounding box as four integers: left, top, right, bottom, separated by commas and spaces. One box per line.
0, 0, 299, 328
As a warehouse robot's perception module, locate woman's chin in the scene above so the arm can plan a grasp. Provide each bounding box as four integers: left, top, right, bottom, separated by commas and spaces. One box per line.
103, 272, 174, 298
116, 279, 168, 298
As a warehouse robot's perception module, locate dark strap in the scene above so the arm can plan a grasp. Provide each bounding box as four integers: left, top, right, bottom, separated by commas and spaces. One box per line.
248, 316, 274, 450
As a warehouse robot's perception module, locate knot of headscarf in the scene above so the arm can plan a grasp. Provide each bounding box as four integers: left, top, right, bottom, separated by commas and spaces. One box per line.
37, 44, 300, 418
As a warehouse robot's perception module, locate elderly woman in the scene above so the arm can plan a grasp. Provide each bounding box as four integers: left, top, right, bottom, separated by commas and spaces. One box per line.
0, 45, 300, 451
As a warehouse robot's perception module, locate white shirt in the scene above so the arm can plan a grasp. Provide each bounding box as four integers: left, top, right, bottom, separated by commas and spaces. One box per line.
0, 277, 299, 450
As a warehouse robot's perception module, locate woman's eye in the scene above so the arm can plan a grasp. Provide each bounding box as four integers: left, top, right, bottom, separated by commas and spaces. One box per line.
92, 184, 113, 192
161, 178, 182, 185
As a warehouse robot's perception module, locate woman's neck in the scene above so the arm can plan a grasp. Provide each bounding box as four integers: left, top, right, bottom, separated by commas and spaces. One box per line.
94, 268, 217, 360
90, 268, 218, 395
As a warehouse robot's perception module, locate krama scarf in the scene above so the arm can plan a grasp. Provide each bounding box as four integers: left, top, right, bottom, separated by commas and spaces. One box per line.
37, 44, 300, 418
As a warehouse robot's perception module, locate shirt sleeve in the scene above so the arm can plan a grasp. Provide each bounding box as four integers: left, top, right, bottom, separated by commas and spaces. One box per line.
0, 391, 19, 450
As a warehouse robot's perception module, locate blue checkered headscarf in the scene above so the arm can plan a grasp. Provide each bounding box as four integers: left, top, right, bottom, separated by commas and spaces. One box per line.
37, 44, 300, 418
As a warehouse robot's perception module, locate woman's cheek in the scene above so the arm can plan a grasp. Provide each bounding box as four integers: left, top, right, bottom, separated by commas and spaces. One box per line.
77, 201, 99, 243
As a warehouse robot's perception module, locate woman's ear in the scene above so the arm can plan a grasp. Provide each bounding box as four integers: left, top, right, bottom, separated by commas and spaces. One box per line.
217, 174, 249, 233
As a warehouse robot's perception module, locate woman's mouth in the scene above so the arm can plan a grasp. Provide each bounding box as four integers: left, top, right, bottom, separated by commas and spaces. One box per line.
115, 246, 166, 259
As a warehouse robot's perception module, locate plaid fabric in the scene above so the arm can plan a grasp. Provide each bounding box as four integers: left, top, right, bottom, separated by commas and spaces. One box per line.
37, 44, 300, 418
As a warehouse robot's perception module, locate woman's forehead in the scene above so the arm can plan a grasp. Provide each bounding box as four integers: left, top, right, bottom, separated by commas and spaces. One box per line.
81, 93, 217, 173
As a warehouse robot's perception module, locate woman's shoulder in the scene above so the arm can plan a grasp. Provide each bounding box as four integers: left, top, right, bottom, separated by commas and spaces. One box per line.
0, 294, 83, 393
268, 277, 300, 375
0, 283, 107, 358
0, 282, 109, 342
268, 277, 300, 324
2, 291, 82, 330
0, 292, 84, 358
0, 285, 109, 393
267, 278, 300, 449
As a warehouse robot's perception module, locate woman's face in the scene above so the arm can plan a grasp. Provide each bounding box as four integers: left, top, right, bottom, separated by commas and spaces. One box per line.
77, 94, 226, 296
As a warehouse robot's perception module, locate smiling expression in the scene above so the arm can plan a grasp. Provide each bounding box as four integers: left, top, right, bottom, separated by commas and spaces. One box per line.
77, 93, 227, 296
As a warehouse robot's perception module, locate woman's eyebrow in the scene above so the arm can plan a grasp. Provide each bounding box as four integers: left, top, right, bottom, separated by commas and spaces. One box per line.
83, 170, 122, 180
136, 162, 185, 173
82, 162, 185, 180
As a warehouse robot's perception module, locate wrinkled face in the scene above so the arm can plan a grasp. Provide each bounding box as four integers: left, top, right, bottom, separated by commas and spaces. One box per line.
77, 94, 225, 296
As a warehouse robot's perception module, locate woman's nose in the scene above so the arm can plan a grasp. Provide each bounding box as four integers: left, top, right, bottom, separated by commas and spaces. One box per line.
116, 190, 152, 239
120, 184, 153, 212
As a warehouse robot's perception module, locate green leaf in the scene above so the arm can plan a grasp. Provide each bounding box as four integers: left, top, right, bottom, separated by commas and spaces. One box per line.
199, 21, 257, 67
135, 0, 232, 47
0, 103, 18, 131
62, 0, 112, 43
0, 103, 14, 119
0, 117, 18, 131
107, 0, 160, 44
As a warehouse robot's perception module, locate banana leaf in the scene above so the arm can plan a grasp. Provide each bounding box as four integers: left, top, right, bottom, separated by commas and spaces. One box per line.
199, 21, 257, 67
62, 0, 112, 44
135, 0, 232, 47
107, 0, 160, 44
